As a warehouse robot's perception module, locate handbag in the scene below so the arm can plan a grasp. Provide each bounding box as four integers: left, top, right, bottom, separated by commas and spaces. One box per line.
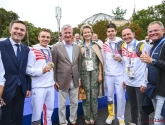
78, 86, 86, 100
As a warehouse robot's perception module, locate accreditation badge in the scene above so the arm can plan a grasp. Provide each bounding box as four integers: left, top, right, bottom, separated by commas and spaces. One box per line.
126, 65, 135, 79
86, 60, 94, 71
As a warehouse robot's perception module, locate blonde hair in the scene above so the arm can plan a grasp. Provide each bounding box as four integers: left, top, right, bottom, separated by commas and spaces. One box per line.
80, 24, 94, 41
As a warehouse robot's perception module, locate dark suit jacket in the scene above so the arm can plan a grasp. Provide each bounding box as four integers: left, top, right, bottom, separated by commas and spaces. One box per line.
0, 38, 31, 103
52, 42, 82, 91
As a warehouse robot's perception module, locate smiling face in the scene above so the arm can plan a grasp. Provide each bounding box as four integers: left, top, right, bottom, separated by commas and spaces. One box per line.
92, 34, 98, 41
38, 31, 51, 47
62, 27, 73, 43
147, 23, 164, 42
82, 28, 92, 41
75, 34, 80, 41
9, 22, 26, 43
107, 27, 117, 40
145, 36, 150, 42
122, 28, 135, 44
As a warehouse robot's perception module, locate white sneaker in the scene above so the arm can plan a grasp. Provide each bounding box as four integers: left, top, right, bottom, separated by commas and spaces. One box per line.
60, 120, 68, 125
106, 116, 115, 124
119, 120, 125, 125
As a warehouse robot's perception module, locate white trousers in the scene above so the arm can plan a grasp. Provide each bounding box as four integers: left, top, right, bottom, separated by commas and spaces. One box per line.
58, 80, 79, 125
31, 86, 55, 125
104, 75, 126, 120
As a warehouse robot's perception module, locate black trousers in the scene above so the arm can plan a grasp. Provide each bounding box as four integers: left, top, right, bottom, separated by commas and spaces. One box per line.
126, 85, 149, 125
0, 85, 25, 125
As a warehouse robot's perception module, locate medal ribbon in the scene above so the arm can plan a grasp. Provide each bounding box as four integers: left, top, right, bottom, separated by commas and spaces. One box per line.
126, 40, 136, 65
41, 49, 51, 64
151, 37, 165, 57
84, 41, 92, 58
109, 42, 117, 55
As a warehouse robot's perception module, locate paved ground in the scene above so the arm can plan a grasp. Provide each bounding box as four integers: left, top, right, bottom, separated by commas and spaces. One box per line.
55, 101, 155, 125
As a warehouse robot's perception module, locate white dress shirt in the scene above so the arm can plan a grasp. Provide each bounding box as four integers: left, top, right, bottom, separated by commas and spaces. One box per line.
9, 37, 21, 56
0, 52, 6, 86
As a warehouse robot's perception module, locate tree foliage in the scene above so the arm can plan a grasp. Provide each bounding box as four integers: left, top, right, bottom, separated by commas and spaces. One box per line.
92, 20, 109, 42
112, 6, 127, 20
0, 8, 58, 46
73, 23, 85, 36
73, 20, 109, 42
117, 22, 142, 40
132, 0, 165, 38
1, 0, 165, 45
0, 8, 19, 37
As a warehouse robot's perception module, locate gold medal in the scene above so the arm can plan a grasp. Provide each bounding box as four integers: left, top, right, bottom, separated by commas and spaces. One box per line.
112, 54, 115, 58
48, 62, 54, 68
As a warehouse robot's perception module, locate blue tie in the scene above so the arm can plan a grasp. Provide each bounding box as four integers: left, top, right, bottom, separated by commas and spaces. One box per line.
15, 44, 21, 64
15, 44, 21, 85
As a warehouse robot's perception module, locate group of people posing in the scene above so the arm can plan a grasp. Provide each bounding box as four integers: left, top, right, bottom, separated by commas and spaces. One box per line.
0, 20, 165, 125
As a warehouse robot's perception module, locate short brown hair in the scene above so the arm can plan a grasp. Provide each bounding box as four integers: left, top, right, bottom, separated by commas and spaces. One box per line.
9, 20, 27, 30
38, 29, 51, 36
121, 26, 135, 33
106, 23, 117, 31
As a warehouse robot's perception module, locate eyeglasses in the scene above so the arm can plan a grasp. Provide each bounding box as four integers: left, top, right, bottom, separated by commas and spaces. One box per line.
147, 28, 163, 34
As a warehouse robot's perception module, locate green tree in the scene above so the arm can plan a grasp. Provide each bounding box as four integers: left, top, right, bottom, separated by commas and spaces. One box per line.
73, 24, 84, 35
132, 0, 165, 38
112, 6, 127, 20
22, 22, 58, 46
0, 8, 19, 37
0, 8, 58, 46
22, 21, 40, 46
73, 27, 80, 35
117, 22, 142, 40
92, 20, 109, 42
50, 31, 58, 45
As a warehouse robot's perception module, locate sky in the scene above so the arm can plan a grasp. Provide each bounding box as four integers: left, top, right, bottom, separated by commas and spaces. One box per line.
0, 0, 163, 32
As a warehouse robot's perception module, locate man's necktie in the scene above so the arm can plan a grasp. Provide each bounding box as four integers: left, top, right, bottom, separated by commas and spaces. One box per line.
15, 44, 21, 85
15, 44, 21, 64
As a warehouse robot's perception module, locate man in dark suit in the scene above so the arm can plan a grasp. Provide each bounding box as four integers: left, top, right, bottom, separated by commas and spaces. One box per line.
0, 20, 31, 125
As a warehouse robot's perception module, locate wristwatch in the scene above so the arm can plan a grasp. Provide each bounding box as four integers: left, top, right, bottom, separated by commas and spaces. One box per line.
151, 58, 157, 65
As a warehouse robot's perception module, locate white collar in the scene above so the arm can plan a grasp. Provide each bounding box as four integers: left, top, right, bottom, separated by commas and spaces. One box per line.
9, 37, 21, 46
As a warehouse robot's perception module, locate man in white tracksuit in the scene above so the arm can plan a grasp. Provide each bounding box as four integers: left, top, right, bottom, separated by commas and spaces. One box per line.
102, 23, 125, 125
121, 26, 149, 125
26, 30, 55, 125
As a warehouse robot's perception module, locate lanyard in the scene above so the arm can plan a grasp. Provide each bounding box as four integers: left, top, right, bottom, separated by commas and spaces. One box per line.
84, 41, 92, 58
127, 40, 136, 64
41, 49, 51, 63
109, 42, 117, 54
151, 37, 165, 58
